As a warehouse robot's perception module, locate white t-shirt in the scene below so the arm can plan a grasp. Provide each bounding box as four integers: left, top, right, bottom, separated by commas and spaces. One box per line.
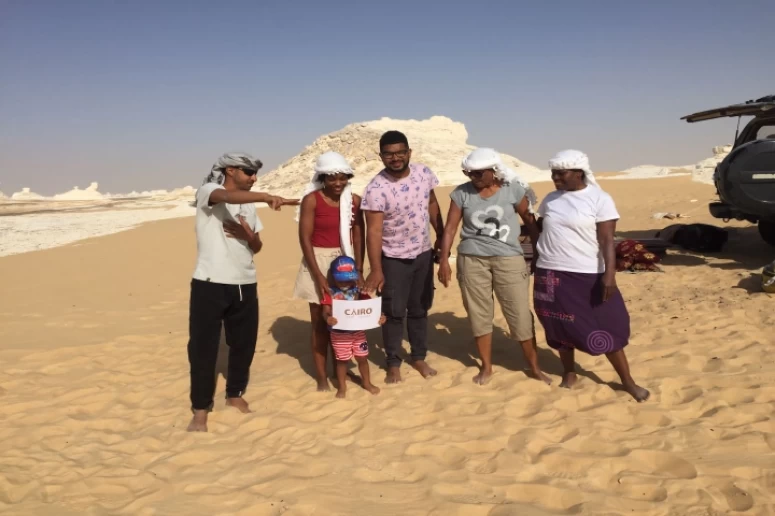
192, 183, 263, 285
536, 186, 619, 274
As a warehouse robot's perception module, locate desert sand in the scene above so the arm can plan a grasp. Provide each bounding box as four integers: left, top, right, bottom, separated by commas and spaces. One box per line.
1, 176, 774, 515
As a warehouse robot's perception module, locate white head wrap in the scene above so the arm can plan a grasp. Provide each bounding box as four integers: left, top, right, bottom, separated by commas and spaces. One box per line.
461, 147, 538, 213
295, 151, 355, 258
547, 149, 598, 186
201, 152, 262, 186
192, 152, 263, 205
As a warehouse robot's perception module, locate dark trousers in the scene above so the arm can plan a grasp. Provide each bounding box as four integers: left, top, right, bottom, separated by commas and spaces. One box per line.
188, 279, 259, 411
381, 250, 434, 368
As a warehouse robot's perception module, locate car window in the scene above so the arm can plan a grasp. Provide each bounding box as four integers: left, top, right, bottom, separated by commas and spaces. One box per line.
756, 124, 775, 140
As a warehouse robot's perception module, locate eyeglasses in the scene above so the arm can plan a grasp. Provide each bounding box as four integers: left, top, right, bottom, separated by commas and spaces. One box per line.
464, 170, 489, 179
240, 168, 258, 177
379, 150, 409, 159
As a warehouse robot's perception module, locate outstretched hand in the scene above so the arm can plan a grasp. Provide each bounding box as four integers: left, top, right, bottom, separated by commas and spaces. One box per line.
267, 196, 300, 210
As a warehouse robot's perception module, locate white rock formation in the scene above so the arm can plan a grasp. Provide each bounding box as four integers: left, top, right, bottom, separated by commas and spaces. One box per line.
11, 187, 45, 201
159, 185, 196, 200
692, 145, 732, 185
0, 191, 6, 200
52, 182, 105, 201
251, 116, 548, 198
607, 165, 691, 180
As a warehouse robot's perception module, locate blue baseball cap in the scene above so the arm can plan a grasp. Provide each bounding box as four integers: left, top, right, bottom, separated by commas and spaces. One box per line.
330, 256, 358, 282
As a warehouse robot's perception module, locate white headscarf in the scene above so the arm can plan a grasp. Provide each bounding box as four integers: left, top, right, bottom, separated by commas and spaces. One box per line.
547, 149, 598, 186
295, 151, 355, 258
461, 147, 538, 213
191, 152, 263, 205
201, 152, 262, 186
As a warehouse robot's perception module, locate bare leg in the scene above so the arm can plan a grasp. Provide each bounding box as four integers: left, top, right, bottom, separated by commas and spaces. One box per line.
187, 410, 208, 432
309, 303, 331, 391
335, 360, 348, 398
520, 338, 552, 385
385, 366, 403, 384
605, 349, 650, 402
225, 397, 251, 413
355, 356, 380, 395
473, 333, 494, 385
559, 348, 578, 389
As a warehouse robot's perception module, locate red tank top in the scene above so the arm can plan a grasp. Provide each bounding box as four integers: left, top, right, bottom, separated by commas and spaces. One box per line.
311, 190, 354, 248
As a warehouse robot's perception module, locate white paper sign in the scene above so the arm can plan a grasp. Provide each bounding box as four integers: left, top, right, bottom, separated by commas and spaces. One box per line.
332, 297, 382, 331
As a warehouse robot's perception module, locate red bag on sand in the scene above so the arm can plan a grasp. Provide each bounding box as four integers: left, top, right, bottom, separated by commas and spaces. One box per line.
615, 240, 661, 272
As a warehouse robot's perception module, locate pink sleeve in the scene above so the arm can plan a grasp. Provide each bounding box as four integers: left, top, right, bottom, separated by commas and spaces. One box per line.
426, 166, 440, 189
360, 181, 386, 212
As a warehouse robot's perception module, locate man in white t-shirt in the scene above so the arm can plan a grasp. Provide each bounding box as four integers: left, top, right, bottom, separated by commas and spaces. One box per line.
187, 152, 298, 432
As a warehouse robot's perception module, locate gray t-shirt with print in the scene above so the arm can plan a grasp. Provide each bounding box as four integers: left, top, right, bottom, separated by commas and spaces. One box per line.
449, 181, 527, 257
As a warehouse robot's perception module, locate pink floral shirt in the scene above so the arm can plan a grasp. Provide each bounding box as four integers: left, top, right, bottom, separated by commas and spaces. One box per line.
360, 163, 439, 259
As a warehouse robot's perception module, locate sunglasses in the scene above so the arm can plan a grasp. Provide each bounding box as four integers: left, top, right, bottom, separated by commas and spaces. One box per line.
240, 168, 258, 177
464, 169, 489, 179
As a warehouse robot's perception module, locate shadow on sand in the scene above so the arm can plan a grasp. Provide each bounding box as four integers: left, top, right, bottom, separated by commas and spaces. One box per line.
270, 311, 619, 390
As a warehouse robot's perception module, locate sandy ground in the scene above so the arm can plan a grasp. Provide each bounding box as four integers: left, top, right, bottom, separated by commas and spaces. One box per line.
0, 176, 773, 515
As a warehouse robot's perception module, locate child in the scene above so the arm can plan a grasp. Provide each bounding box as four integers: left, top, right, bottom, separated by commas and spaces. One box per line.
321, 256, 384, 398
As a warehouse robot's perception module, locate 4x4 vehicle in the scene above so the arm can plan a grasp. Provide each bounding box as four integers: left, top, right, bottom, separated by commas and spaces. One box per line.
682, 95, 775, 245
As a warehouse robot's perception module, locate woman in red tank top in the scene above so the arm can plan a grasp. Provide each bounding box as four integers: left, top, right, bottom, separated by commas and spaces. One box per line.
295, 153, 364, 392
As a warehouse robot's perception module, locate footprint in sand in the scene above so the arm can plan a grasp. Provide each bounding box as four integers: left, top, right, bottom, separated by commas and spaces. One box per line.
404, 443, 468, 469
627, 449, 698, 479
382, 412, 439, 430
502, 395, 543, 418
502, 483, 586, 512
612, 483, 669, 502
659, 381, 703, 406
432, 482, 494, 505
443, 397, 486, 417
717, 483, 755, 512
533, 449, 596, 481
466, 456, 499, 475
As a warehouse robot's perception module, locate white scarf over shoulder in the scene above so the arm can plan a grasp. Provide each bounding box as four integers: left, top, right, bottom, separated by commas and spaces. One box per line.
461, 147, 538, 213
295, 151, 355, 258
547, 149, 599, 186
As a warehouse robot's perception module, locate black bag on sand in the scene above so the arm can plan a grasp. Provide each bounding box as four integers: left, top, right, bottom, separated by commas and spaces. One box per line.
656, 223, 729, 253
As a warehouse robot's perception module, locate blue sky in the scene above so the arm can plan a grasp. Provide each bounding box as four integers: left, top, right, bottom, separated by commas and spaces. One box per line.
1, 0, 773, 195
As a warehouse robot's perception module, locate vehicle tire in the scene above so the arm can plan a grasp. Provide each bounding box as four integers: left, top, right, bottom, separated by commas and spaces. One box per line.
758, 220, 775, 246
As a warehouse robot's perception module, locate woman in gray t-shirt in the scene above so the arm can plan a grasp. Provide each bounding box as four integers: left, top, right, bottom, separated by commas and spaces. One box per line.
438, 148, 549, 385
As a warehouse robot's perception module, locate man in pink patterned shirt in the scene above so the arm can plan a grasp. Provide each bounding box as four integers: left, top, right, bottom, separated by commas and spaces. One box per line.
362, 130, 444, 383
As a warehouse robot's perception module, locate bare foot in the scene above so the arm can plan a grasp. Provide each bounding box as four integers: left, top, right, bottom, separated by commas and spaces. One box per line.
363, 383, 380, 395
411, 360, 437, 378
624, 383, 650, 402
225, 397, 252, 413
385, 366, 402, 384
530, 368, 553, 385
472, 369, 493, 385
335, 389, 346, 399
187, 410, 208, 432
316, 379, 331, 392
560, 372, 578, 389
